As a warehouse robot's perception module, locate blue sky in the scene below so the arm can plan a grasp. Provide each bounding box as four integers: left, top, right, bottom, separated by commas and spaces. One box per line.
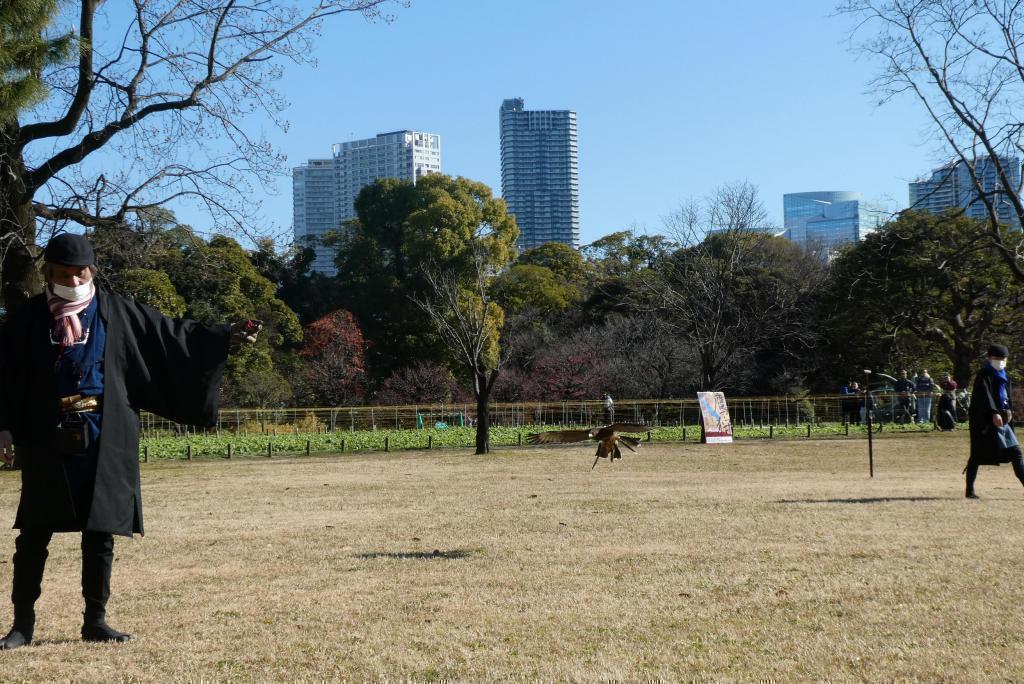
183, 0, 940, 243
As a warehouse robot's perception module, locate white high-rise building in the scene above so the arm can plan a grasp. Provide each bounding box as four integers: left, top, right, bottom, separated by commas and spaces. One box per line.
293, 130, 442, 274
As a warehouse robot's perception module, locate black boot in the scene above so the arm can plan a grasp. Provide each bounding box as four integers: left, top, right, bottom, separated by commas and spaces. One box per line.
966, 462, 980, 499
81, 618, 131, 643
0, 606, 34, 649
2, 530, 53, 650
80, 532, 130, 643
0, 627, 31, 650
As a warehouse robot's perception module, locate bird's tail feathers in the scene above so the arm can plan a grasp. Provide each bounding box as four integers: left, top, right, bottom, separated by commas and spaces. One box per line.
619, 436, 640, 452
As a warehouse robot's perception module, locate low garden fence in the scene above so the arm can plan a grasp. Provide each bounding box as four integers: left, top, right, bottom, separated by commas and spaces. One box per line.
139, 394, 943, 438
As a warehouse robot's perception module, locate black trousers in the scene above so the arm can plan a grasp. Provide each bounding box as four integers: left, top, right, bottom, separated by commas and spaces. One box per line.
11, 529, 114, 628
966, 453, 1024, 493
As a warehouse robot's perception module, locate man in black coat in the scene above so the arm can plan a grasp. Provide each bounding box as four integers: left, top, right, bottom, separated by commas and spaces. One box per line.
0, 234, 260, 648
965, 343, 1024, 499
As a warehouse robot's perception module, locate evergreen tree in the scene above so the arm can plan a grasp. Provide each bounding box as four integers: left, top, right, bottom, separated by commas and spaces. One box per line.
0, 0, 72, 122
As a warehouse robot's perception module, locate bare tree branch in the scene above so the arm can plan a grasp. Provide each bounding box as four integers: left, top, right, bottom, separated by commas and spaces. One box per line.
841, 0, 1024, 280
3, 0, 404, 304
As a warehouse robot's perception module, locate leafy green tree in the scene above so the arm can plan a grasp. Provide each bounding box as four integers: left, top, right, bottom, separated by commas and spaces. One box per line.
578, 230, 675, 325
517, 242, 588, 286
0, 0, 72, 121
160, 234, 302, 406
582, 230, 675, 277
491, 264, 581, 318
250, 237, 343, 325
335, 174, 518, 381
163, 235, 301, 338
118, 268, 186, 317
492, 242, 587, 319
822, 211, 1024, 386
336, 174, 520, 453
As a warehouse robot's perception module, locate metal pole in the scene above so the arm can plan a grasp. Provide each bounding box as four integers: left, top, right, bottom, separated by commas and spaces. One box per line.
864, 369, 874, 478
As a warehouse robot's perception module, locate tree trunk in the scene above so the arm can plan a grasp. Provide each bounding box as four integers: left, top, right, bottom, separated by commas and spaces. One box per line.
0, 123, 40, 314
952, 344, 976, 390
473, 367, 500, 455
474, 371, 490, 455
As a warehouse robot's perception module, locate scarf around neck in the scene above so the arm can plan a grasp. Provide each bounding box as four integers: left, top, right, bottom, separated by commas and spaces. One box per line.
984, 362, 1010, 409
46, 281, 96, 349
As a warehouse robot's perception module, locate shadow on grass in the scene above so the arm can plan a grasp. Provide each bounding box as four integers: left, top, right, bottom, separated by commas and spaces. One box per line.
774, 496, 952, 505
357, 549, 472, 560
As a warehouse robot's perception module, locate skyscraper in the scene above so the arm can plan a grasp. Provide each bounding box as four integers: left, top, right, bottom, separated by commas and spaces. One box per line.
499, 98, 579, 251
292, 159, 336, 273
783, 191, 888, 252
293, 130, 442, 274
909, 155, 1021, 228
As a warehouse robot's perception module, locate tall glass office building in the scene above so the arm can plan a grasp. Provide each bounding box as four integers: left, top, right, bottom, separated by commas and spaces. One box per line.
909, 155, 1021, 228
293, 130, 441, 274
499, 98, 580, 251
783, 191, 888, 252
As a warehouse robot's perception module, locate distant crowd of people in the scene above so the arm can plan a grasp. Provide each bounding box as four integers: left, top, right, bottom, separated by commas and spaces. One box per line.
838, 369, 961, 427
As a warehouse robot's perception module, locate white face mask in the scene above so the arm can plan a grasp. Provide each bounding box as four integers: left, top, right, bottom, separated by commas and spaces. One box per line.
990, 359, 1008, 371
51, 281, 93, 302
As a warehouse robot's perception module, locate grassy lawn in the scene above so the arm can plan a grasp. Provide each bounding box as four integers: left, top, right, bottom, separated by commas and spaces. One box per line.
0, 432, 1019, 680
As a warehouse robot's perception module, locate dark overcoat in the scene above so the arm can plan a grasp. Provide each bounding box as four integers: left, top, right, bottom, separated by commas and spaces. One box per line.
0, 290, 230, 536
969, 367, 1016, 466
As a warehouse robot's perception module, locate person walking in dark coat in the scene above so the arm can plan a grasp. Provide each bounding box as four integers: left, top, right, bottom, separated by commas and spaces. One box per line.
965, 344, 1024, 499
0, 234, 260, 648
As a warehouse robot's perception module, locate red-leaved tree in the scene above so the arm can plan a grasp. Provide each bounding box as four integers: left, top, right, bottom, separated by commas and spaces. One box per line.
298, 309, 367, 407
375, 362, 467, 406
527, 344, 607, 400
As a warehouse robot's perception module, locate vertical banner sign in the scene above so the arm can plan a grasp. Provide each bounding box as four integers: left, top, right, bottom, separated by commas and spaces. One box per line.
697, 392, 733, 444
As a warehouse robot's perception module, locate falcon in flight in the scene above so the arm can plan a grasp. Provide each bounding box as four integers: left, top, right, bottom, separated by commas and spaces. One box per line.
528, 423, 650, 469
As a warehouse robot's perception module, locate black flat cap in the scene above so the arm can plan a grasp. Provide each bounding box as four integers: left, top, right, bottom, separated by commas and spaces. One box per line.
43, 233, 95, 267
987, 343, 1009, 358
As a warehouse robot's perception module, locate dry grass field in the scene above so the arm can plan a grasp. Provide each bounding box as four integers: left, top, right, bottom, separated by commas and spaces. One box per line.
0, 432, 1020, 681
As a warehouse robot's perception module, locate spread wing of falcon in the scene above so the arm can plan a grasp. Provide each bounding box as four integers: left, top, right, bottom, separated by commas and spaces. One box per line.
527, 424, 651, 469
527, 429, 593, 445
604, 423, 650, 435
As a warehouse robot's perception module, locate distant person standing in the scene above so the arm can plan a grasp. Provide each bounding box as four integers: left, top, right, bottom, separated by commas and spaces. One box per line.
843, 382, 863, 425
939, 373, 958, 394
937, 373, 958, 431
915, 369, 936, 424
603, 393, 614, 424
894, 369, 915, 424
965, 344, 1024, 499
